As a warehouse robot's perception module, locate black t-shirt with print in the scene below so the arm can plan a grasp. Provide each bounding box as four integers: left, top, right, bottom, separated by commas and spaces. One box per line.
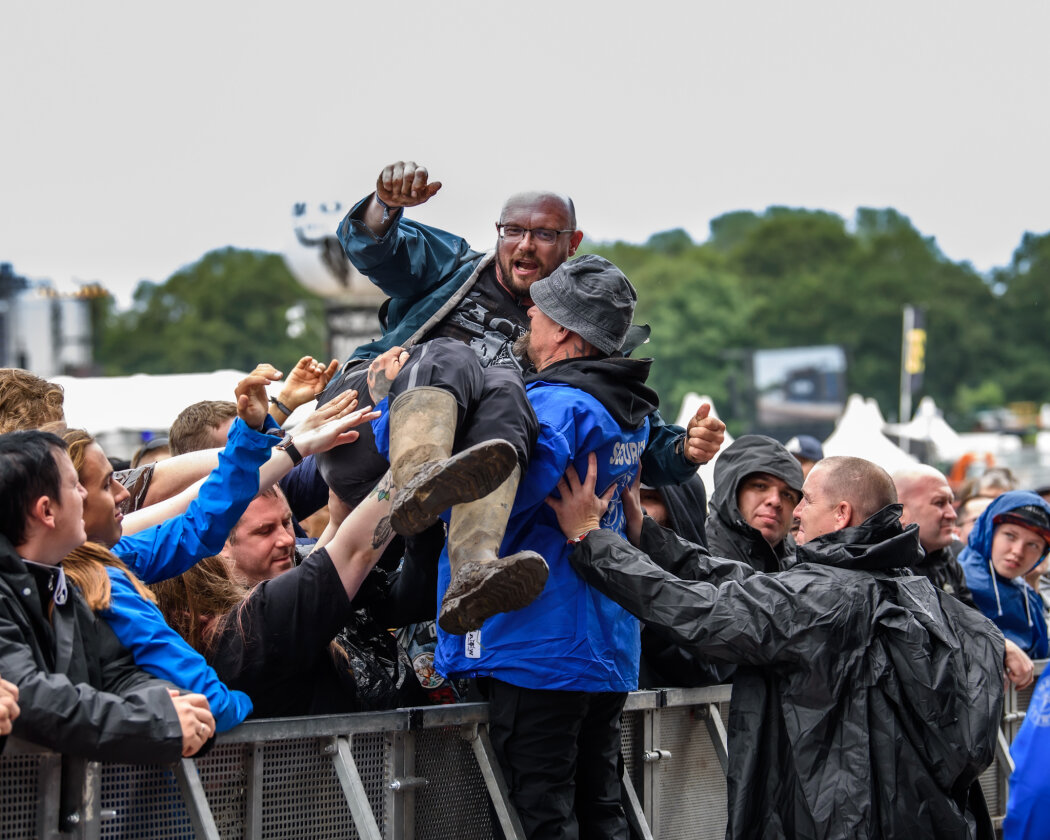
425, 264, 528, 371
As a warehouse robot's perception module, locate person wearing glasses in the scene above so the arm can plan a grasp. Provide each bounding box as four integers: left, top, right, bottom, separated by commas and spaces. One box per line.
313, 162, 725, 632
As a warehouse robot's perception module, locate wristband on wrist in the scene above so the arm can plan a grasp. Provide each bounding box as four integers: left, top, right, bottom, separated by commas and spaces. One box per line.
269, 395, 293, 417
275, 434, 303, 467
567, 529, 595, 545
374, 193, 396, 224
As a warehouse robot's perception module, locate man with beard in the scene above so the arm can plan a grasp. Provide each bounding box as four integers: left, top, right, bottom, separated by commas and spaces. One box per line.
370, 256, 652, 838
553, 455, 1004, 839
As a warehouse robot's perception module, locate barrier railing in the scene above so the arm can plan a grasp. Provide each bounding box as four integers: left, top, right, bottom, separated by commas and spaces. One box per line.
2, 665, 1042, 839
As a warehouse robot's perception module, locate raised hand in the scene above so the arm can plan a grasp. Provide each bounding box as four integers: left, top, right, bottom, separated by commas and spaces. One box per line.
376, 161, 442, 209
683, 403, 725, 465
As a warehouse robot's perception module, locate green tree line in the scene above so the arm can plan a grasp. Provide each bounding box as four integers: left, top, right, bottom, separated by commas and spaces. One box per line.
94, 210, 1050, 432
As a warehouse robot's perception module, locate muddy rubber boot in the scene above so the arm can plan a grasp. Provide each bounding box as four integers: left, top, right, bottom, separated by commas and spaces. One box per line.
438, 466, 549, 635
388, 387, 518, 537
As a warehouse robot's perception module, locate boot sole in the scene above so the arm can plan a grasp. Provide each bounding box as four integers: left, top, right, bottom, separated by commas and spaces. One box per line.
438, 552, 549, 635
391, 440, 518, 536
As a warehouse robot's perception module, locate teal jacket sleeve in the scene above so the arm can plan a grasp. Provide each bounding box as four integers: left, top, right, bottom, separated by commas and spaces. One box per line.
112, 417, 279, 584
337, 195, 479, 301
641, 410, 695, 486
102, 568, 252, 732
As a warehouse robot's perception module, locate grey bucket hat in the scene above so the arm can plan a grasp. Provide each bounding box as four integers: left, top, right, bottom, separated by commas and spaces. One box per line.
529, 255, 637, 355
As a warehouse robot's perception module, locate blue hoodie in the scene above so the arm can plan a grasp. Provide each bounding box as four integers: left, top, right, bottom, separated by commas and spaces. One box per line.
958, 490, 1050, 658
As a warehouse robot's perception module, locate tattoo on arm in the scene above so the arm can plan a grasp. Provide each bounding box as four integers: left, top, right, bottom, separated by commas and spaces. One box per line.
371, 472, 394, 502
372, 516, 393, 550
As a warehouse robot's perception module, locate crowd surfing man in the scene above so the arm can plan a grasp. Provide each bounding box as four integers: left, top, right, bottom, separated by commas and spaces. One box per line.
314, 160, 722, 630
958, 491, 1050, 659
0, 430, 215, 762
371, 256, 655, 838
315, 163, 722, 495
550, 454, 1004, 839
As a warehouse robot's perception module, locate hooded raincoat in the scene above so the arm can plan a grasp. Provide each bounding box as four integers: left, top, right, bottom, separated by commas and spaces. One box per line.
957, 490, 1050, 658
570, 506, 1003, 839
705, 435, 803, 573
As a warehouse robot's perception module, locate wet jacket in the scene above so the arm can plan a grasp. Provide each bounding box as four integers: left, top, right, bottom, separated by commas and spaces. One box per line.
705, 435, 803, 573
913, 545, 978, 609
1003, 667, 1050, 839
0, 536, 184, 763
337, 195, 695, 485
958, 491, 1050, 658
570, 506, 1003, 839
435, 356, 656, 692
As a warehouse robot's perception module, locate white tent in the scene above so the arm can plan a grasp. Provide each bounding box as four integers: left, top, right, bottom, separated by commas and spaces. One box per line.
675, 392, 732, 499
53, 370, 251, 434
51, 370, 318, 458
822, 394, 918, 473
883, 396, 966, 462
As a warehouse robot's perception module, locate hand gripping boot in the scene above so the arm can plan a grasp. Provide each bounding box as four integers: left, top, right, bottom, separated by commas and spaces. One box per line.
438, 465, 549, 635
388, 387, 518, 537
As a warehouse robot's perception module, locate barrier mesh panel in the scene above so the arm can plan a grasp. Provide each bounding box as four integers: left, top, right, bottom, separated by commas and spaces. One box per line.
259, 737, 372, 840
0, 753, 43, 840
197, 741, 250, 839
100, 764, 192, 839
656, 706, 728, 840
620, 709, 642, 791
413, 726, 492, 840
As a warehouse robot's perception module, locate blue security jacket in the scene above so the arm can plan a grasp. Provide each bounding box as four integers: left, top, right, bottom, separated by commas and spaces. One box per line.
99, 417, 279, 731
377, 352, 659, 693
438, 380, 646, 690
958, 490, 1050, 659
1003, 667, 1050, 839
339, 195, 697, 485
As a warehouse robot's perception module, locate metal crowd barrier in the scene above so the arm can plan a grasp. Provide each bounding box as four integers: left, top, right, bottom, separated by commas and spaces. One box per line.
1, 665, 1042, 840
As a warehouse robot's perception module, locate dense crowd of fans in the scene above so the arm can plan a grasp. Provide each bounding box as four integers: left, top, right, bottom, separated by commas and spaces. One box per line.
2, 160, 1048, 839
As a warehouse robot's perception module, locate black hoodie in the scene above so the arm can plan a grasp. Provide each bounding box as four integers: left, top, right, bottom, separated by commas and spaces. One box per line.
524, 355, 658, 429
706, 435, 804, 573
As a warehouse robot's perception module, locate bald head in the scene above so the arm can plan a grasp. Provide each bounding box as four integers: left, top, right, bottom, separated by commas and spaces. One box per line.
893, 466, 956, 552
495, 191, 582, 297
500, 191, 576, 229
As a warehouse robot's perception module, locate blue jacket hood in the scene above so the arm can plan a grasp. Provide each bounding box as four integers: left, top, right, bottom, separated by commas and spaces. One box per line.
966, 490, 1050, 567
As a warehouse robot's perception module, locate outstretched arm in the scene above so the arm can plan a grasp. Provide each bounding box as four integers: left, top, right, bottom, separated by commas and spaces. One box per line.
317, 472, 397, 598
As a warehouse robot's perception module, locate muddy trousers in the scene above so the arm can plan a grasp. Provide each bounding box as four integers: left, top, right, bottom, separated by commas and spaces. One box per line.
484, 678, 629, 840
316, 338, 538, 507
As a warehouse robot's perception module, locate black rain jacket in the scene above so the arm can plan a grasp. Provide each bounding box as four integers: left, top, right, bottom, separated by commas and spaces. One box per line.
706, 435, 803, 573
0, 536, 184, 763
571, 506, 1003, 839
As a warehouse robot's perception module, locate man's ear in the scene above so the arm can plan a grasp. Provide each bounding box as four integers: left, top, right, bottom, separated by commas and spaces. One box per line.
568, 230, 584, 256
30, 495, 57, 530
835, 500, 854, 530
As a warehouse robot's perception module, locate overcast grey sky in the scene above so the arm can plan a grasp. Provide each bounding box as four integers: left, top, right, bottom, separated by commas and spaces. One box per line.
3, 1, 1049, 305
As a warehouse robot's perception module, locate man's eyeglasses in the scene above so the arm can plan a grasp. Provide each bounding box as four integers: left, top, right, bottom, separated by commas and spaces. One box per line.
496, 224, 574, 245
